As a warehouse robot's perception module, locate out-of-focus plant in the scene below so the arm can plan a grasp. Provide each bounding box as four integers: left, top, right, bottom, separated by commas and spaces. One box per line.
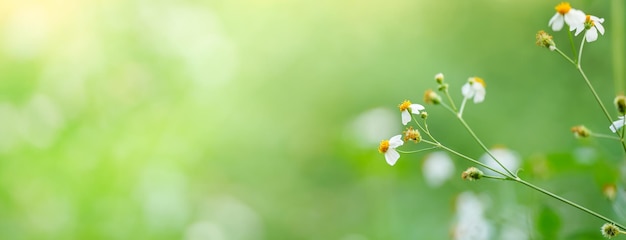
375, 2, 626, 239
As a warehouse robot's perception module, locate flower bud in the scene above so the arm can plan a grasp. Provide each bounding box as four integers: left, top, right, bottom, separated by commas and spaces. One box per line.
435, 73, 444, 84
601, 223, 620, 239
603, 184, 617, 201
438, 83, 449, 91
420, 111, 428, 119
615, 95, 626, 115
461, 167, 483, 181
571, 125, 591, 138
536, 30, 556, 51
403, 126, 421, 143
424, 89, 442, 105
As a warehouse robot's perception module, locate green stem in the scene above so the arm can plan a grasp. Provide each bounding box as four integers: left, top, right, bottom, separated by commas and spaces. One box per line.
458, 97, 468, 118
568, 29, 578, 64
591, 132, 622, 141
427, 140, 512, 179
554, 47, 576, 65
456, 116, 517, 178
516, 178, 626, 230
482, 175, 513, 181
397, 146, 439, 154
577, 35, 585, 68
443, 89, 458, 112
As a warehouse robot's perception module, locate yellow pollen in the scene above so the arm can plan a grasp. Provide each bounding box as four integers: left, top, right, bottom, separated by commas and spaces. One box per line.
378, 140, 390, 153
555, 2, 571, 15
398, 100, 411, 111
472, 77, 486, 87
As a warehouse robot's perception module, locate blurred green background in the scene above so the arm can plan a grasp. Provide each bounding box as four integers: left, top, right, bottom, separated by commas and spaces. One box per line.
0, 0, 624, 239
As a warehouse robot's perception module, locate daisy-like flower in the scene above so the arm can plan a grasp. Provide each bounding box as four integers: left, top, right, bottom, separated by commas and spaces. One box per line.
548, 2, 586, 31
378, 135, 403, 166
461, 77, 486, 103
574, 15, 605, 42
398, 100, 425, 125
609, 116, 626, 133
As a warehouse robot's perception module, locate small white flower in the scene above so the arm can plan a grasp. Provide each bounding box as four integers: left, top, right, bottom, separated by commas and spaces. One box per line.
610, 116, 626, 133
398, 100, 425, 125
548, 2, 586, 31
378, 135, 404, 166
574, 15, 605, 42
422, 151, 455, 188
461, 77, 486, 103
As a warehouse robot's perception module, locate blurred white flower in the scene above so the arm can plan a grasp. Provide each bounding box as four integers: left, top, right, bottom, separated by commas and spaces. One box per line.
347, 108, 399, 147
479, 147, 520, 176
610, 116, 626, 133
548, 2, 586, 31
574, 15, 605, 42
461, 77, 486, 104
378, 135, 403, 166
398, 100, 425, 125
453, 192, 492, 240
422, 151, 455, 187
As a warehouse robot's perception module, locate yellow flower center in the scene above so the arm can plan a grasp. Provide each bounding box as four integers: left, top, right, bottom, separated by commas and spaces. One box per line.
398, 100, 411, 111
555, 2, 571, 15
378, 140, 390, 153
585, 15, 594, 26
403, 126, 421, 143
471, 77, 486, 88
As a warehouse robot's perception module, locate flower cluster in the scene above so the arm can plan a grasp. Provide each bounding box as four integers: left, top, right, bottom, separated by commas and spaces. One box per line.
547, 2, 604, 42
378, 73, 486, 166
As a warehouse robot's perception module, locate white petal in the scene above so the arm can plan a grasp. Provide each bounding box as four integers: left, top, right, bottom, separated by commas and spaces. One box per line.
591, 16, 604, 23
461, 83, 473, 98
548, 13, 561, 31
388, 135, 404, 148
473, 90, 485, 103
409, 104, 425, 114
586, 29, 598, 42
610, 117, 626, 133
385, 149, 400, 166
574, 24, 585, 36
595, 23, 605, 35
401, 110, 411, 125
565, 9, 586, 26
551, 16, 565, 31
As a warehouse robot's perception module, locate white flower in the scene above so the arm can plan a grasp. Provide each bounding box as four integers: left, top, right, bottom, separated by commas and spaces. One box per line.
453, 192, 493, 240
461, 77, 486, 103
548, 2, 586, 31
574, 15, 605, 42
398, 100, 425, 125
422, 151, 455, 187
378, 135, 403, 166
610, 116, 626, 133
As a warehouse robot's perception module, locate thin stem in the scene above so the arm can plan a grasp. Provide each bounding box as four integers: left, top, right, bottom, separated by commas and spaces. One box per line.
577, 35, 585, 68
425, 140, 512, 179
554, 47, 576, 65
568, 29, 578, 64
591, 132, 622, 141
442, 89, 458, 112
482, 175, 513, 181
456, 116, 517, 178
397, 146, 439, 154
458, 97, 468, 118
516, 178, 626, 230
576, 67, 617, 130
